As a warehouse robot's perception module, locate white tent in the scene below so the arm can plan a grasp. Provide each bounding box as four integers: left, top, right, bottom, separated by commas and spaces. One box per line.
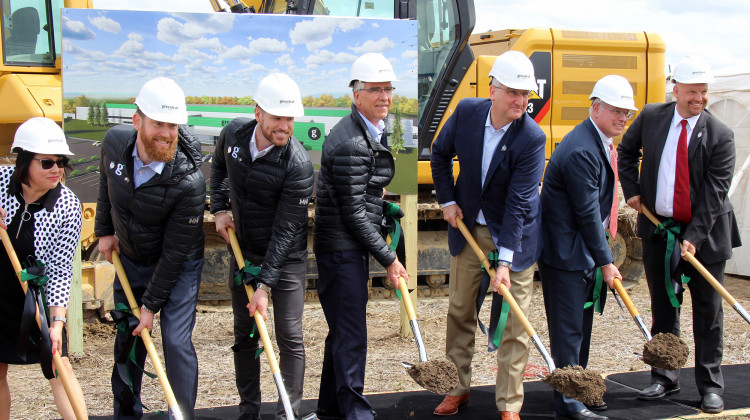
708, 67, 750, 275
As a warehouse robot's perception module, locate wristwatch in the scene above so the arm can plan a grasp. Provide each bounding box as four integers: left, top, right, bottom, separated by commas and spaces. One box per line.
256, 283, 272, 294
498, 260, 512, 269
51, 315, 67, 324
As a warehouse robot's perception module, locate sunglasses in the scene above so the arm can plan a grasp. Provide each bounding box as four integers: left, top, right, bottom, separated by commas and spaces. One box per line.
33, 157, 69, 170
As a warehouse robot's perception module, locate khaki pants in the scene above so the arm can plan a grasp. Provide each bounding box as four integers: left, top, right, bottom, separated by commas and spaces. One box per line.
446, 224, 534, 413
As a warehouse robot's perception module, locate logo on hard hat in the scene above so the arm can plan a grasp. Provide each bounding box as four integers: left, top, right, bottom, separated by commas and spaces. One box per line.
279, 100, 296, 104
693, 71, 706, 75
517, 75, 531, 79
162, 105, 179, 110
48, 138, 64, 143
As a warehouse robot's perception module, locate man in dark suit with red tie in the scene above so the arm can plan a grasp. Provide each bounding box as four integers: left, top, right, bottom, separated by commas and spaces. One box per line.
539, 75, 636, 420
618, 56, 741, 414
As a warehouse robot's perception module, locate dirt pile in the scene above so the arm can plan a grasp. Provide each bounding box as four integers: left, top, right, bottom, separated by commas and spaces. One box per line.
543, 366, 606, 406
643, 332, 689, 370
406, 359, 458, 394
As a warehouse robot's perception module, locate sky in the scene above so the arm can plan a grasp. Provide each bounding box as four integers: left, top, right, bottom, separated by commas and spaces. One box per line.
63, 8, 416, 98
93, 0, 750, 75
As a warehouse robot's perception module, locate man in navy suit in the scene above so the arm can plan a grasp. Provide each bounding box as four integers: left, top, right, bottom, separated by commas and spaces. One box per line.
431, 51, 545, 420
618, 56, 740, 414
539, 75, 637, 420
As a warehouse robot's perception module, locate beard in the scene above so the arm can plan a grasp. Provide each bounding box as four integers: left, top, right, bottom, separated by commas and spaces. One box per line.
142, 134, 178, 162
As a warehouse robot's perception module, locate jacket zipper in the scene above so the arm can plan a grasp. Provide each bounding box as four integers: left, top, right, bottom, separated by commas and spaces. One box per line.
16, 203, 32, 240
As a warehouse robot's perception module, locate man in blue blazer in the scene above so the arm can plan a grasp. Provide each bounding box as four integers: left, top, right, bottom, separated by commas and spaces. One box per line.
431, 51, 545, 420
539, 75, 637, 420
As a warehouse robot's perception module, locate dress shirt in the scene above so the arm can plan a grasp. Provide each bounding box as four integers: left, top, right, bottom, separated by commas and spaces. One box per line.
357, 110, 385, 144
655, 110, 701, 217
250, 126, 275, 162
132, 145, 165, 188
589, 117, 615, 229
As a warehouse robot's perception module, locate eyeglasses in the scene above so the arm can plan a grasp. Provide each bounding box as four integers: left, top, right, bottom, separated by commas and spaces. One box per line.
33, 157, 69, 170
360, 86, 396, 95
497, 86, 531, 99
600, 103, 635, 120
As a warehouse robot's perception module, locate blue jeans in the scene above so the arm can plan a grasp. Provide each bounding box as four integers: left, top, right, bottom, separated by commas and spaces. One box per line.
111, 254, 203, 420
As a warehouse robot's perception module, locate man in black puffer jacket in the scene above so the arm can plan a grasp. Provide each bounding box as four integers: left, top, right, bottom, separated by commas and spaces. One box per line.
211, 73, 314, 420
314, 53, 409, 420
95, 77, 206, 420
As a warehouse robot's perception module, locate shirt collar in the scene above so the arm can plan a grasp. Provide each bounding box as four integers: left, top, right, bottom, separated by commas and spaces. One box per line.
250, 126, 275, 160
485, 108, 512, 134
357, 110, 385, 141
589, 117, 613, 151
8, 173, 63, 212
671, 107, 701, 131
132, 144, 166, 174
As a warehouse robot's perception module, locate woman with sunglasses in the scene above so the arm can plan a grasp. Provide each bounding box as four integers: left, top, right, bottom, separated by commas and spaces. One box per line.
0, 117, 86, 419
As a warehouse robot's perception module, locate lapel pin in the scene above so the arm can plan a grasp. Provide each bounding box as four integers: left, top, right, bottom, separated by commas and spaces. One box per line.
698, 131, 703, 138
501, 145, 507, 151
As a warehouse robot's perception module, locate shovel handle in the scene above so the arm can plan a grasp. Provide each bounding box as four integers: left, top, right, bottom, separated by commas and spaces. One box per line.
227, 228, 295, 419
398, 277, 417, 321
111, 251, 183, 420
0, 228, 88, 419
612, 278, 639, 318
641, 206, 738, 306
454, 217, 537, 337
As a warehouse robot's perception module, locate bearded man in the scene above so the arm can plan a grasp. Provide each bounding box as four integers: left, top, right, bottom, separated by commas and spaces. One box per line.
96, 77, 206, 420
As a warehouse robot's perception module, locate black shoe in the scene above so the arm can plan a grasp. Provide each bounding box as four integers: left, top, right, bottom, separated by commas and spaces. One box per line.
637, 383, 680, 400
585, 401, 608, 411
237, 413, 261, 420
701, 392, 724, 414
555, 408, 608, 420
315, 408, 343, 420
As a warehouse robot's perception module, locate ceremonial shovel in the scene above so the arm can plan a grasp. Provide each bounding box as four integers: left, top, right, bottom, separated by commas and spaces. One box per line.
641, 206, 750, 326
0, 228, 88, 419
111, 250, 183, 420
455, 217, 607, 405
227, 228, 295, 420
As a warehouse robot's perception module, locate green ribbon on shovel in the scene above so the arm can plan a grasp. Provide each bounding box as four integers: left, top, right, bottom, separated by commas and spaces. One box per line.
20, 260, 50, 321
654, 219, 691, 308
111, 302, 157, 412
383, 201, 403, 252
233, 260, 262, 343
583, 267, 606, 314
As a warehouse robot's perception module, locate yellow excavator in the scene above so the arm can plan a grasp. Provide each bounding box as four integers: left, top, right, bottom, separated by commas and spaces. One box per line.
0, 0, 664, 315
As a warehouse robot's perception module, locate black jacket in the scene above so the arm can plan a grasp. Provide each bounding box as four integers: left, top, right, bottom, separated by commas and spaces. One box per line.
313, 105, 396, 267
210, 118, 314, 288
95, 124, 206, 312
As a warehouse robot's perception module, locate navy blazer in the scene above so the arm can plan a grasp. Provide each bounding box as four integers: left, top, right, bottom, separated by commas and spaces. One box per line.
431, 98, 546, 271
618, 102, 741, 264
540, 118, 614, 271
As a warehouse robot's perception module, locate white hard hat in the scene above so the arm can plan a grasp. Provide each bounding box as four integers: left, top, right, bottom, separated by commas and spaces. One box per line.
134, 77, 187, 124
12, 117, 72, 155
254, 73, 304, 117
590, 75, 638, 111
489, 51, 538, 92
349, 52, 398, 87
672, 55, 715, 84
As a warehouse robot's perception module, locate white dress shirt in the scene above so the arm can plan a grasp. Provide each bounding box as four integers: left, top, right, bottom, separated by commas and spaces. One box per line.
655, 109, 700, 217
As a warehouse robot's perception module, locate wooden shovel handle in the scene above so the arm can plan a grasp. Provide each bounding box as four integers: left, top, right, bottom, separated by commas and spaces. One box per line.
227, 228, 283, 376
0, 228, 88, 419
111, 251, 181, 417
612, 277, 640, 318
640, 206, 738, 306
454, 217, 537, 337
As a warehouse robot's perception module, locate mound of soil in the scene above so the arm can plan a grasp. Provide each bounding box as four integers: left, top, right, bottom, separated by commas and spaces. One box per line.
543, 366, 606, 406
406, 359, 458, 394
643, 332, 689, 370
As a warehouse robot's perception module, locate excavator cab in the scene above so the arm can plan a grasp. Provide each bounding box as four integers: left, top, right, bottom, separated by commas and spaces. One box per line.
1, 0, 61, 66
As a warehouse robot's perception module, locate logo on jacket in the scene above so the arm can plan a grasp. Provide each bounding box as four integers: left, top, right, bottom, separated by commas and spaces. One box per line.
110, 161, 125, 176
188, 217, 200, 225
299, 198, 309, 206
231, 146, 240, 159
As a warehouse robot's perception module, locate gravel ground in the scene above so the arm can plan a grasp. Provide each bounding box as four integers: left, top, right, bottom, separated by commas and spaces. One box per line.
6, 275, 750, 419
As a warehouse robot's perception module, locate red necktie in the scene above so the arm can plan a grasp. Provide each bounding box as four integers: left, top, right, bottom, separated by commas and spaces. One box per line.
673, 119, 692, 223
609, 143, 618, 238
